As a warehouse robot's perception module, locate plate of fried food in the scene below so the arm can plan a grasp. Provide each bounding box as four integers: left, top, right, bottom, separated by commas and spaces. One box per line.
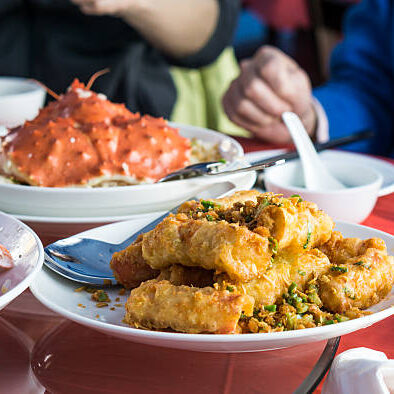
0, 77, 254, 219
30, 191, 394, 352
0, 211, 44, 311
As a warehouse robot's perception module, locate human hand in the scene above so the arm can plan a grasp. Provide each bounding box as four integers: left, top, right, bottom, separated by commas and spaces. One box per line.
70, 0, 142, 17
223, 46, 317, 144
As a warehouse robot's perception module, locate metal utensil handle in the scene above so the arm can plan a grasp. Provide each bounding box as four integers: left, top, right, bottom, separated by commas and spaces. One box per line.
206, 158, 285, 177
248, 130, 374, 167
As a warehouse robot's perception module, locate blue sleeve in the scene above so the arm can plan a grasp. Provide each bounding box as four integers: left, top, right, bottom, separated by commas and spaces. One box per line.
313, 0, 394, 155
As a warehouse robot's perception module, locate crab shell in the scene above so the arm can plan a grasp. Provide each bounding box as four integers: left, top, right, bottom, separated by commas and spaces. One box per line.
0, 80, 191, 187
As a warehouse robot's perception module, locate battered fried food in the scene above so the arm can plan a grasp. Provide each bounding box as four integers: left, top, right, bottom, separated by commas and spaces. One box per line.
125, 280, 254, 334
112, 190, 393, 334
319, 231, 387, 264
110, 235, 159, 289
216, 248, 331, 306
142, 214, 272, 282
318, 239, 394, 312
253, 194, 334, 250
157, 264, 214, 287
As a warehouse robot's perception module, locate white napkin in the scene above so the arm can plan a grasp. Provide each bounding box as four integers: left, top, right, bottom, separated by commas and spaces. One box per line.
322, 348, 394, 394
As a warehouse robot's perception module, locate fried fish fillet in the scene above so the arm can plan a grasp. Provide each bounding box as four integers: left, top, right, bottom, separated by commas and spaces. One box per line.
177, 190, 261, 214
110, 235, 159, 289
124, 280, 254, 334
254, 194, 334, 250
142, 214, 272, 282
216, 248, 331, 306
318, 234, 394, 312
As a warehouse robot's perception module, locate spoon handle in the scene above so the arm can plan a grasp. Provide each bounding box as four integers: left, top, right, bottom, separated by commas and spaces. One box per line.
206, 158, 285, 177
282, 112, 345, 190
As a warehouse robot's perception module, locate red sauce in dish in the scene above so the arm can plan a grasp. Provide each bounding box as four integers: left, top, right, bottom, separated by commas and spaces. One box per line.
1, 80, 191, 187
0, 244, 13, 271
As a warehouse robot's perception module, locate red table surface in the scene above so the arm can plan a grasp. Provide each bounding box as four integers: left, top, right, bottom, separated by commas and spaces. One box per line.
0, 140, 393, 393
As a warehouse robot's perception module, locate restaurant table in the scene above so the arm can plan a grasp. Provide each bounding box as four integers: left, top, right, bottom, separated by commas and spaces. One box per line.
0, 140, 393, 394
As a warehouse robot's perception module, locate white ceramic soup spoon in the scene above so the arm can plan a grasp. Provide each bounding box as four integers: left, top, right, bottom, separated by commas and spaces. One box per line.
282, 111, 345, 191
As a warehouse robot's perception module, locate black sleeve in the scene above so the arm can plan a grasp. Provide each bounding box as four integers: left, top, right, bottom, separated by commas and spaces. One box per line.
165, 0, 240, 68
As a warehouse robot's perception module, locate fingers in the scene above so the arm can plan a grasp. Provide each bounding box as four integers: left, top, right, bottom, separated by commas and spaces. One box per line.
71, 0, 129, 16
237, 60, 292, 117
223, 80, 292, 144
223, 45, 316, 141
253, 46, 312, 114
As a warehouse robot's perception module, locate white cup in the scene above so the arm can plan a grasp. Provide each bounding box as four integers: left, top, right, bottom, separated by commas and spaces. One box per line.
264, 156, 388, 223
0, 77, 46, 129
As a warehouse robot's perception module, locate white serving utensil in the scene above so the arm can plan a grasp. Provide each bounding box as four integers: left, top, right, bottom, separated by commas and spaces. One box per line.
282, 112, 345, 190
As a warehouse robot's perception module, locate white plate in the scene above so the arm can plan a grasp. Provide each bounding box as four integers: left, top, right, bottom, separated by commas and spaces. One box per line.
30, 219, 394, 353
246, 149, 394, 196
0, 124, 253, 218
0, 212, 44, 311
13, 172, 255, 243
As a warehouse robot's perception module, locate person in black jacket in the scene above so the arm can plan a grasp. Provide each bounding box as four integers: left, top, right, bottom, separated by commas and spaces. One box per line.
0, 0, 239, 119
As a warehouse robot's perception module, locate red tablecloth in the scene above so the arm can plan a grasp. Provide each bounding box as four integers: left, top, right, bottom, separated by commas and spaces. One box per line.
0, 140, 392, 393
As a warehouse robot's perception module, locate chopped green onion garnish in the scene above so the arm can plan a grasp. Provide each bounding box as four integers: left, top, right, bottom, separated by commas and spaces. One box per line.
291, 194, 303, 203
201, 200, 215, 211
334, 314, 350, 323
330, 265, 348, 273
298, 270, 306, 276
206, 214, 214, 221
285, 313, 297, 330
288, 282, 297, 294
355, 261, 370, 269
226, 285, 234, 292
296, 303, 308, 314
307, 292, 322, 306
343, 286, 356, 300
323, 319, 335, 325
303, 222, 312, 249
264, 304, 277, 312
218, 158, 226, 163
268, 237, 279, 254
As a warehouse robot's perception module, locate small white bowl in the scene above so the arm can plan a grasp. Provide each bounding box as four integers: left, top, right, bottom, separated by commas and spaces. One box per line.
264, 156, 385, 223
0, 77, 46, 128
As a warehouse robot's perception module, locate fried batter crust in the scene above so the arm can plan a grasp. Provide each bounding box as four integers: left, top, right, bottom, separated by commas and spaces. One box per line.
142, 214, 272, 282
319, 231, 387, 264
110, 235, 159, 289
318, 236, 394, 312
217, 248, 331, 306
125, 280, 254, 334
255, 196, 334, 250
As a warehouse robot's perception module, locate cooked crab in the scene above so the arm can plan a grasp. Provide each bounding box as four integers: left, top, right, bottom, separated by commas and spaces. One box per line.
0, 74, 191, 187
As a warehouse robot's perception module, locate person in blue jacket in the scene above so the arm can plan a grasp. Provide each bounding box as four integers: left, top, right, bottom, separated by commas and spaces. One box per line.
223, 0, 393, 156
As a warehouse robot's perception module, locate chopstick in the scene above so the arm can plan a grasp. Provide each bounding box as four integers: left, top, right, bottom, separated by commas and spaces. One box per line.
249, 130, 374, 166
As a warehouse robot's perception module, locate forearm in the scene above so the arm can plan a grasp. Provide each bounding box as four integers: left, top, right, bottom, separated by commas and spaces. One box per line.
122, 0, 219, 58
